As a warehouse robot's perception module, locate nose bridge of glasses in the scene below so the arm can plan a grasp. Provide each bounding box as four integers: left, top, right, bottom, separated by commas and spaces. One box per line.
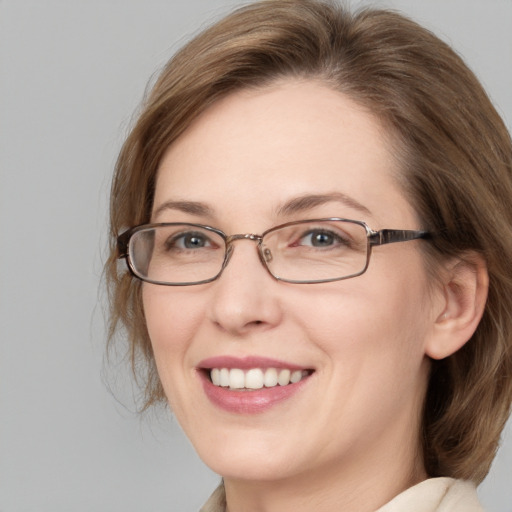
225, 233, 263, 244
223, 233, 272, 270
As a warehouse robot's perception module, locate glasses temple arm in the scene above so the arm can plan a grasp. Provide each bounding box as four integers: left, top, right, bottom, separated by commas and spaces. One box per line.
369, 229, 431, 246
116, 230, 132, 258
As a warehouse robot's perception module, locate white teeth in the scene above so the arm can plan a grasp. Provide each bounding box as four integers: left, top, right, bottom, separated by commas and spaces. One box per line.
229, 369, 245, 389
277, 369, 291, 386
209, 367, 310, 389
211, 368, 220, 386
264, 368, 278, 387
290, 370, 303, 383
245, 368, 264, 389
220, 368, 230, 387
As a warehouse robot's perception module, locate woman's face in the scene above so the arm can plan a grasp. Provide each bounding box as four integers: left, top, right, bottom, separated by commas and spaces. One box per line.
143, 80, 438, 485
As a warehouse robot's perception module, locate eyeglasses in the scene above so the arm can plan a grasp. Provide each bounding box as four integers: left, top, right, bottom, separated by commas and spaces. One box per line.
117, 218, 430, 286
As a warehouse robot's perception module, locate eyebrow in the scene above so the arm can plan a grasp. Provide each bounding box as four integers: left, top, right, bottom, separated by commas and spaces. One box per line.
152, 192, 372, 221
153, 200, 214, 219
276, 192, 372, 217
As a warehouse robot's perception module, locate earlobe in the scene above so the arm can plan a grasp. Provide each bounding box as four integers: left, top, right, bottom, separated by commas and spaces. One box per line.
425, 254, 489, 360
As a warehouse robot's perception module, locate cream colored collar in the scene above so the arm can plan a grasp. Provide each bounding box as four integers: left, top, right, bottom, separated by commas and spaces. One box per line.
200, 478, 484, 512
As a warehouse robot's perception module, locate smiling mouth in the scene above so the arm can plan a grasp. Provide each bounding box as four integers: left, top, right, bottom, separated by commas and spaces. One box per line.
207, 367, 314, 390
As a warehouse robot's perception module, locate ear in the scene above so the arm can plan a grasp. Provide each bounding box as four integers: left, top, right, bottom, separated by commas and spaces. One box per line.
425, 253, 488, 360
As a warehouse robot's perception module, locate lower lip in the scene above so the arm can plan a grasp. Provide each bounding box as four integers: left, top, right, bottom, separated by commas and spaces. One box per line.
200, 372, 310, 414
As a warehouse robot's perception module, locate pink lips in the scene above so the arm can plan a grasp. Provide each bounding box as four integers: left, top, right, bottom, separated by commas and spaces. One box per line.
197, 356, 313, 414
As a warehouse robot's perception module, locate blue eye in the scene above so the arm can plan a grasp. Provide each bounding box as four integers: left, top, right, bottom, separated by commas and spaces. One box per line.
166, 231, 213, 250
298, 229, 347, 248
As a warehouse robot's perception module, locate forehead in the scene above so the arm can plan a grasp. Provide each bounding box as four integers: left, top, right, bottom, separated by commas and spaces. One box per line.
153, 80, 415, 229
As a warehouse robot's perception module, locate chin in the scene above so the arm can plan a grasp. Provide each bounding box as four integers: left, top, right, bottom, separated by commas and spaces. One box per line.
205, 454, 300, 483
189, 427, 307, 482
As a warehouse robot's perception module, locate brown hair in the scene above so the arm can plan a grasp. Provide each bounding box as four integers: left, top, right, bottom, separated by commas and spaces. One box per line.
106, 0, 512, 483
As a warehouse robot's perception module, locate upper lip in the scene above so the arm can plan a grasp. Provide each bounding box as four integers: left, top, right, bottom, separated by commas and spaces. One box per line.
197, 355, 310, 371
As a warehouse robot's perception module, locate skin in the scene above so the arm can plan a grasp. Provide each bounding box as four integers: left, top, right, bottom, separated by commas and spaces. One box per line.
143, 80, 449, 512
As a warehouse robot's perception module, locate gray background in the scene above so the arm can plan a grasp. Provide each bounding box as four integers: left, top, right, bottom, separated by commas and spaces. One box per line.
1, 0, 510, 510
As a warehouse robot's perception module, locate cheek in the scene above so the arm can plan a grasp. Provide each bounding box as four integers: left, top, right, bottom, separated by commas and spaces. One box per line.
142, 286, 214, 421
142, 286, 205, 393
291, 259, 433, 371
297, 273, 432, 422
143, 285, 203, 346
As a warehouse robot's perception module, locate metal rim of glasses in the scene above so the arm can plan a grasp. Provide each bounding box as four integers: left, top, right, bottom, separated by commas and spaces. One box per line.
117, 218, 430, 286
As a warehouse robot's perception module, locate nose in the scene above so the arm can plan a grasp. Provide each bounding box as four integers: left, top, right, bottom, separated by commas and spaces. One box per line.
207, 238, 283, 337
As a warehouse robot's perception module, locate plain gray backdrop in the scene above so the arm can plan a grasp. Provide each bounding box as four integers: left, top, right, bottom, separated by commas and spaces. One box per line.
1, 0, 511, 511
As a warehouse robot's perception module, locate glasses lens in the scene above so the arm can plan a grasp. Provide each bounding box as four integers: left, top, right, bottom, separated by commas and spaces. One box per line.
262, 220, 369, 282
128, 225, 226, 284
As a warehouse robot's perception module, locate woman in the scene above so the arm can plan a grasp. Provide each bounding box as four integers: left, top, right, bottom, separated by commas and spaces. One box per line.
106, 1, 512, 510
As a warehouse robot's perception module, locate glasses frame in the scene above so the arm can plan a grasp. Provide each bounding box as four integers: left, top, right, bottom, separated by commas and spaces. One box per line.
117, 218, 431, 286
